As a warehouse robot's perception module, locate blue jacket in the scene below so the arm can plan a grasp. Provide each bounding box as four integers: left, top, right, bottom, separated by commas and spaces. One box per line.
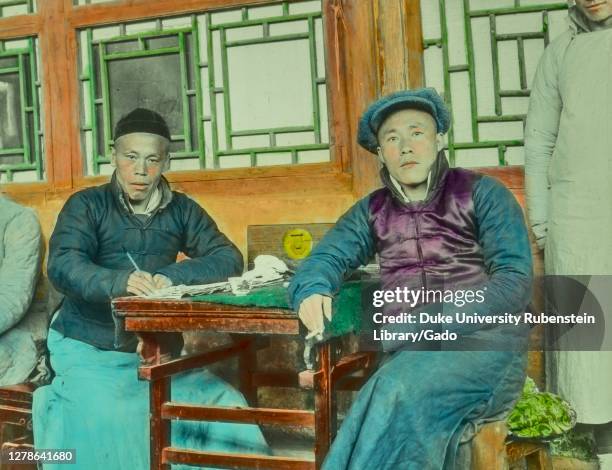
48, 175, 243, 350
289, 154, 533, 345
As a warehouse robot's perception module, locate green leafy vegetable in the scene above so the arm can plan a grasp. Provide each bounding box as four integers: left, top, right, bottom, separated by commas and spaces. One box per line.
506, 377, 575, 439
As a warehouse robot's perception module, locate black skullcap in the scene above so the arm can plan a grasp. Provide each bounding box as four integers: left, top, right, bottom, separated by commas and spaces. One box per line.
113, 108, 171, 141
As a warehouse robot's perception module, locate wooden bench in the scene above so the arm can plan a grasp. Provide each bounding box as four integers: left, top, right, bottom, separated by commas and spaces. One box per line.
0, 384, 36, 470
0, 273, 60, 470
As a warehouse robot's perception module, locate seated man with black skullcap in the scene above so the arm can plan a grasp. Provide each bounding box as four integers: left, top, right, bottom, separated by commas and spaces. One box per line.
289, 88, 533, 469
33, 109, 269, 469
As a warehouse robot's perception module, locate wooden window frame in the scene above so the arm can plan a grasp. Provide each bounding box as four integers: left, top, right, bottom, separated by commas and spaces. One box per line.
0, 0, 359, 197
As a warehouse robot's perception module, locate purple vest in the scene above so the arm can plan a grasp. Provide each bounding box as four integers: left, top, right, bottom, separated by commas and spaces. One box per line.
369, 168, 489, 300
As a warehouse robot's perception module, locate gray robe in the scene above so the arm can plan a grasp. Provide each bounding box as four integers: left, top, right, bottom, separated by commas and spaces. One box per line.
524, 6, 612, 423
0, 195, 46, 386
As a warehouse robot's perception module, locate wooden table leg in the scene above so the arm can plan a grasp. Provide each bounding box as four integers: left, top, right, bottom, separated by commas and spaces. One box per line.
137, 332, 175, 470
237, 336, 257, 406
314, 342, 334, 469
150, 376, 171, 470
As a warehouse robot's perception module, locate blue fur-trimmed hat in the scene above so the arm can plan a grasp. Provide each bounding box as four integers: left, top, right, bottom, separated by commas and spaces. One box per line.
114, 108, 171, 141
357, 88, 450, 153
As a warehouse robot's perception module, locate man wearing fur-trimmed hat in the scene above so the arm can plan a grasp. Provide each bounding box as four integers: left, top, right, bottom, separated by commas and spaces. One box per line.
289, 88, 533, 468
33, 108, 269, 469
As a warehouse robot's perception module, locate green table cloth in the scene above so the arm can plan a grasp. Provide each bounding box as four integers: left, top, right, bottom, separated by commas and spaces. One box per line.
192, 280, 366, 337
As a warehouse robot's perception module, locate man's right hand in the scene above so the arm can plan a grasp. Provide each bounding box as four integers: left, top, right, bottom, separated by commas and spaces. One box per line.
297, 294, 332, 338
126, 271, 157, 297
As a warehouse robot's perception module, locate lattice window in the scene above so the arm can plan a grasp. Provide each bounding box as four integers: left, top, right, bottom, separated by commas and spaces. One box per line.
0, 37, 44, 183
0, 0, 35, 17
77, 0, 330, 175
421, 0, 569, 167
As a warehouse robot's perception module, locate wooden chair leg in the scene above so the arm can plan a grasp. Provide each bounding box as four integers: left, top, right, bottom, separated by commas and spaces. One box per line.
471, 422, 509, 470
314, 343, 333, 470
0, 422, 5, 451
1, 441, 37, 470
525, 447, 553, 470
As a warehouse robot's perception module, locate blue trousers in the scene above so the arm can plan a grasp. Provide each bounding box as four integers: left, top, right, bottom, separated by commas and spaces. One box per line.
33, 328, 269, 470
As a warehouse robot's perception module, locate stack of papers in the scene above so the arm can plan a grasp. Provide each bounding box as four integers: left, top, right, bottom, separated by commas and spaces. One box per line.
141, 255, 290, 299
145, 281, 230, 300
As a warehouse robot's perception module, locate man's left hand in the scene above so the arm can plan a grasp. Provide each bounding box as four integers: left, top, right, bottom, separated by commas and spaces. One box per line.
153, 274, 173, 289
298, 294, 332, 339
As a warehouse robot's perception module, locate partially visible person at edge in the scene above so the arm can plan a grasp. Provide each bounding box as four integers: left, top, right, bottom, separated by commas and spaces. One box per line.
289, 88, 533, 469
33, 108, 269, 469
0, 194, 48, 387
525, 0, 612, 465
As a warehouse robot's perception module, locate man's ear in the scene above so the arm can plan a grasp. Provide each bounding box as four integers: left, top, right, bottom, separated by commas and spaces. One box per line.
376, 147, 385, 165
162, 154, 171, 172
110, 147, 117, 167
435, 134, 444, 152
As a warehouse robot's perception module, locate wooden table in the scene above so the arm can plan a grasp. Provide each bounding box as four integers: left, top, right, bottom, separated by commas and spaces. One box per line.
112, 297, 376, 470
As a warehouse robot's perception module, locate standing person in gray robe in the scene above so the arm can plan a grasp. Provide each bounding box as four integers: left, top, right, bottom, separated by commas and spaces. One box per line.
0, 194, 45, 386
525, 0, 612, 465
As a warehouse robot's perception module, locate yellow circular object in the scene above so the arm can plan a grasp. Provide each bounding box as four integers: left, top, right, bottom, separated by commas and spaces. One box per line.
283, 228, 313, 260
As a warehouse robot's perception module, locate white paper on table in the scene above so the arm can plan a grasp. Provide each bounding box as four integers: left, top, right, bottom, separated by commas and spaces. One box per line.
144, 281, 230, 299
